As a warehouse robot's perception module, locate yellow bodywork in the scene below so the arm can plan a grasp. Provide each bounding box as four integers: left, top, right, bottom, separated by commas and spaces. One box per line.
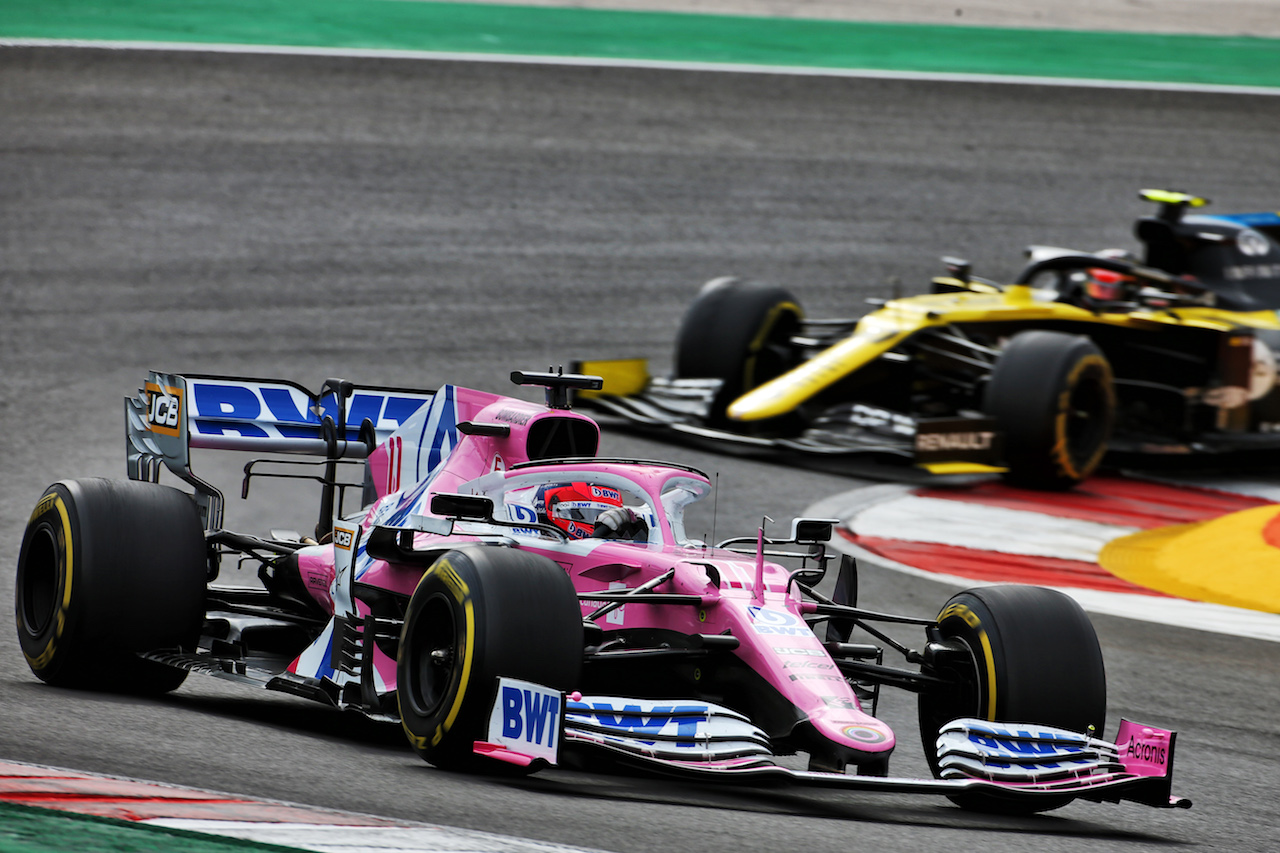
574, 358, 651, 398
726, 283, 1280, 422
921, 461, 1008, 476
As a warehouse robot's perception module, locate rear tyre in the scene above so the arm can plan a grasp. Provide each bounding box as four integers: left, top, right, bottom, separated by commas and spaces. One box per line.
398, 546, 583, 772
918, 585, 1107, 814
674, 277, 803, 426
15, 478, 208, 693
984, 330, 1114, 490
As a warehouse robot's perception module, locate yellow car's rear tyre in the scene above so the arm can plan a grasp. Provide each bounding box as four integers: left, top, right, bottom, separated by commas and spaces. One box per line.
985, 330, 1114, 489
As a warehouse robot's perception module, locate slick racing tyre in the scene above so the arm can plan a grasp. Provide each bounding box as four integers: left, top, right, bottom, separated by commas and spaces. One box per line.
15, 479, 208, 693
917, 585, 1107, 814
398, 546, 583, 773
675, 277, 803, 427
984, 330, 1115, 490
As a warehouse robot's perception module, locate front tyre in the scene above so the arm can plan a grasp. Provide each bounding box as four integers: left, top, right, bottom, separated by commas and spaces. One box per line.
984, 330, 1114, 490
15, 479, 208, 693
918, 585, 1107, 814
674, 277, 803, 426
398, 546, 583, 772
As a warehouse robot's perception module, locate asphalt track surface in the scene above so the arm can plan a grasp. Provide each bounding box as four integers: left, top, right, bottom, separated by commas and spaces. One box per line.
3, 45, 1280, 852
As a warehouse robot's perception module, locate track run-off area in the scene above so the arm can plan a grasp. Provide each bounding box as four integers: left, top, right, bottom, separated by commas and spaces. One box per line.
3, 0, 1280, 91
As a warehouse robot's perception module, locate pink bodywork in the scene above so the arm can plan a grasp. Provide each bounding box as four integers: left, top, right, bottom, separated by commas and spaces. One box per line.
1115, 720, 1176, 778
285, 385, 894, 760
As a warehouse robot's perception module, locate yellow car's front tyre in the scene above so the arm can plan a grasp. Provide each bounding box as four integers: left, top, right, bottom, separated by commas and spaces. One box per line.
675, 277, 803, 427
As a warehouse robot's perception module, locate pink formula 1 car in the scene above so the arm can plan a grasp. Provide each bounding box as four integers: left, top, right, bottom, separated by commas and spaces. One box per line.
15, 370, 1187, 814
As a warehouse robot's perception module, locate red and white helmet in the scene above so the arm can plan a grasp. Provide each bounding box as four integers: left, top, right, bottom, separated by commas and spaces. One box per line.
534, 482, 624, 540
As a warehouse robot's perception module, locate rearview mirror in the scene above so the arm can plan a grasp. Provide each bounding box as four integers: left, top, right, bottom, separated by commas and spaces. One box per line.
790, 517, 836, 544
430, 493, 495, 521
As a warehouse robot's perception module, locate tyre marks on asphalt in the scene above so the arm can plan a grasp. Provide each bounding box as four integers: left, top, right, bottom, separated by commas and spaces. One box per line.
0, 760, 606, 853
811, 476, 1280, 642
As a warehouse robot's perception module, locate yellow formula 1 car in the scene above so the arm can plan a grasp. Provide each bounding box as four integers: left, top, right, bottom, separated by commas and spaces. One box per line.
576, 191, 1280, 489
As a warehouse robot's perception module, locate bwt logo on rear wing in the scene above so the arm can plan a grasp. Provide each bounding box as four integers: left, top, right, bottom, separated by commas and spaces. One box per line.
187, 375, 432, 453
129, 372, 434, 456
126, 372, 434, 506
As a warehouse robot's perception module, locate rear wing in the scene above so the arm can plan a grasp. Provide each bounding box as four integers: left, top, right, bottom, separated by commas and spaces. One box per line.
126, 371, 435, 529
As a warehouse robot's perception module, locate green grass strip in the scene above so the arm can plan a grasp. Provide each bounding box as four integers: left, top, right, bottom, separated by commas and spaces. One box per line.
1, 0, 1278, 88
0, 801, 303, 853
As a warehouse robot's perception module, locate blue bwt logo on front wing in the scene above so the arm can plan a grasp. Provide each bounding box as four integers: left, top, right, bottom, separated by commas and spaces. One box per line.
937, 720, 1101, 775
965, 722, 1088, 758
500, 687, 559, 746
568, 700, 711, 746
487, 678, 562, 764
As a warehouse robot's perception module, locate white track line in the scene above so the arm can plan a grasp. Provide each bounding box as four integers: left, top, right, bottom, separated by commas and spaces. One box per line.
0, 759, 610, 853
145, 820, 609, 853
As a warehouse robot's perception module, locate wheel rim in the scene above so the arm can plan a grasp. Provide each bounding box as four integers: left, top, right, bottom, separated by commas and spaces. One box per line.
920, 631, 987, 780
406, 593, 457, 717
19, 523, 60, 637
743, 306, 801, 389
1066, 370, 1110, 463
926, 636, 984, 725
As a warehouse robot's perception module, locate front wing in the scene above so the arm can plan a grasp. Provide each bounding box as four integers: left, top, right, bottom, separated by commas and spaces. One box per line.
479, 684, 1189, 810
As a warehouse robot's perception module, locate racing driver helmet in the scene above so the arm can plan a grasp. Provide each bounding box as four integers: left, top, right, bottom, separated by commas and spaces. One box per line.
534, 482, 624, 540
1086, 248, 1139, 302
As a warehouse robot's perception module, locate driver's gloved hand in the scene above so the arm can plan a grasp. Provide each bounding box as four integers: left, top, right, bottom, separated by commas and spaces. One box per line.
593, 507, 646, 541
